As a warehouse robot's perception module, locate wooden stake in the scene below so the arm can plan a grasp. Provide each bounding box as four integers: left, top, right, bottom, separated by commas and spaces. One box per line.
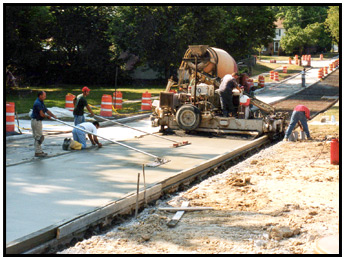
135, 173, 140, 218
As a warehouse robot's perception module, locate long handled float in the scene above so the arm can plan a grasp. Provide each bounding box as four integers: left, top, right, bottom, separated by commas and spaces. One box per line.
50, 117, 170, 167
91, 114, 190, 148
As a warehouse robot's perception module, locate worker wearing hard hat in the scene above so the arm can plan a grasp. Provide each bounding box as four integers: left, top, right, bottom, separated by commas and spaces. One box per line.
219, 72, 242, 117
69, 121, 102, 150
284, 105, 312, 141
73, 86, 95, 125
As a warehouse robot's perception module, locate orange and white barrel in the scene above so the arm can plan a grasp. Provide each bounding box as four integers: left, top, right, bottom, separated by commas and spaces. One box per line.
329, 63, 333, 71
6, 102, 15, 132
320, 54, 323, 60
65, 94, 75, 111
113, 91, 123, 109
141, 91, 152, 111
324, 66, 328, 75
288, 57, 292, 64
258, 76, 265, 88
270, 70, 274, 80
307, 55, 311, 66
100, 94, 113, 117
283, 66, 287, 73
274, 72, 279, 81
318, 69, 323, 79
295, 58, 299, 65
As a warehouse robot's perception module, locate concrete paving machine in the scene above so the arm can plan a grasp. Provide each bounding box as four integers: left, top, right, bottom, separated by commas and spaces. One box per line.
150, 45, 287, 139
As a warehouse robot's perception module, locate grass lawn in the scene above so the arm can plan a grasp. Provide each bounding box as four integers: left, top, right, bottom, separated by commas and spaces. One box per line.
251, 62, 303, 82
6, 85, 165, 114
258, 55, 291, 61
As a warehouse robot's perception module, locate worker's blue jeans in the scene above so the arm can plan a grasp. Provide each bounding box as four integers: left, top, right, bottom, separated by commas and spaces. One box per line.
74, 115, 85, 126
72, 126, 87, 149
284, 111, 310, 139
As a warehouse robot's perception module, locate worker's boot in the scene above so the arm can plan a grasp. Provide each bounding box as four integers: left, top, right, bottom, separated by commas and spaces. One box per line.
35, 152, 47, 157
62, 138, 72, 150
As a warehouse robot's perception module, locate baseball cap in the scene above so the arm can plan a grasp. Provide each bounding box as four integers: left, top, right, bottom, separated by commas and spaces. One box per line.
82, 86, 90, 92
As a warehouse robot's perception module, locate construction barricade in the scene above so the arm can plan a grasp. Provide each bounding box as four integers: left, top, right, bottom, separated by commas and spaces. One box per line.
320, 54, 323, 60
6, 102, 15, 132
65, 94, 75, 111
283, 66, 287, 73
100, 94, 113, 117
270, 70, 274, 80
307, 55, 311, 66
113, 91, 123, 110
274, 72, 279, 81
141, 91, 152, 111
324, 66, 328, 75
258, 76, 265, 88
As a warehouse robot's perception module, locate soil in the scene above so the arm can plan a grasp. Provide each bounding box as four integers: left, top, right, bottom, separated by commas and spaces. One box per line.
58, 103, 339, 255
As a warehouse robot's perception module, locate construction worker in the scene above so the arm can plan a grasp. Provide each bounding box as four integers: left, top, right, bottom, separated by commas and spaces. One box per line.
219, 72, 242, 117
71, 121, 102, 149
301, 68, 306, 87
31, 91, 57, 157
73, 86, 94, 125
284, 105, 312, 141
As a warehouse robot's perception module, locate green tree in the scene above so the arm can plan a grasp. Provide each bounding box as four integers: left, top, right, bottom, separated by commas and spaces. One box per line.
275, 6, 332, 53
109, 6, 276, 80
325, 6, 339, 44
5, 6, 53, 83
48, 6, 115, 84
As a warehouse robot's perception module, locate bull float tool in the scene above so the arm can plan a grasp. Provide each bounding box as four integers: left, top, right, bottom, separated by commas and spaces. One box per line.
91, 114, 190, 148
50, 117, 169, 167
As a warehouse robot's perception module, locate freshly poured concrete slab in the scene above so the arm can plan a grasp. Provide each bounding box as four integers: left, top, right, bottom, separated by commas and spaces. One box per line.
6, 133, 250, 242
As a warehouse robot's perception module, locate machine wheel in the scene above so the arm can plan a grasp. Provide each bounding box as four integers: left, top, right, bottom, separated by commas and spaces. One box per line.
176, 104, 201, 131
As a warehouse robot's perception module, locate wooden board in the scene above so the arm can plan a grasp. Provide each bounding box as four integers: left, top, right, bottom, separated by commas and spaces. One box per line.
166, 201, 189, 228
159, 206, 214, 212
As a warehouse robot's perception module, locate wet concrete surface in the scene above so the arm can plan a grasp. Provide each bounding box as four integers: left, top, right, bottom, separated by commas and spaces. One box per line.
6, 131, 249, 242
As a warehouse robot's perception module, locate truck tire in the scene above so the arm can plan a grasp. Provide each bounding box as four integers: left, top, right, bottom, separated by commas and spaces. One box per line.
176, 104, 201, 131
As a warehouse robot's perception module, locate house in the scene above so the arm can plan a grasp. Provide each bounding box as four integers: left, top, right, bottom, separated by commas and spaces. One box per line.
261, 19, 286, 56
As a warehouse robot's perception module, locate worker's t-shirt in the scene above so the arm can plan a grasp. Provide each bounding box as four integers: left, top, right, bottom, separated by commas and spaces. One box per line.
219, 74, 237, 94
73, 94, 88, 116
78, 122, 97, 135
294, 105, 310, 119
31, 98, 48, 120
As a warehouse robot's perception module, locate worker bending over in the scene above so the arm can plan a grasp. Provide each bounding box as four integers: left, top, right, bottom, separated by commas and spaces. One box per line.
284, 105, 312, 141
73, 86, 94, 125
71, 121, 102, 149
219, 72, 242, 117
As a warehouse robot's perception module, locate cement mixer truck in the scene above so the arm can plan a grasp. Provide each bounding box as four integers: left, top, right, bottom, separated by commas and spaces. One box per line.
151, 45, 287, 138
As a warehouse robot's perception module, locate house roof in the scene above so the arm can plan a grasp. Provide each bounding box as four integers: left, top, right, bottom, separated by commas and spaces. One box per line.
274, 19, 284, 29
